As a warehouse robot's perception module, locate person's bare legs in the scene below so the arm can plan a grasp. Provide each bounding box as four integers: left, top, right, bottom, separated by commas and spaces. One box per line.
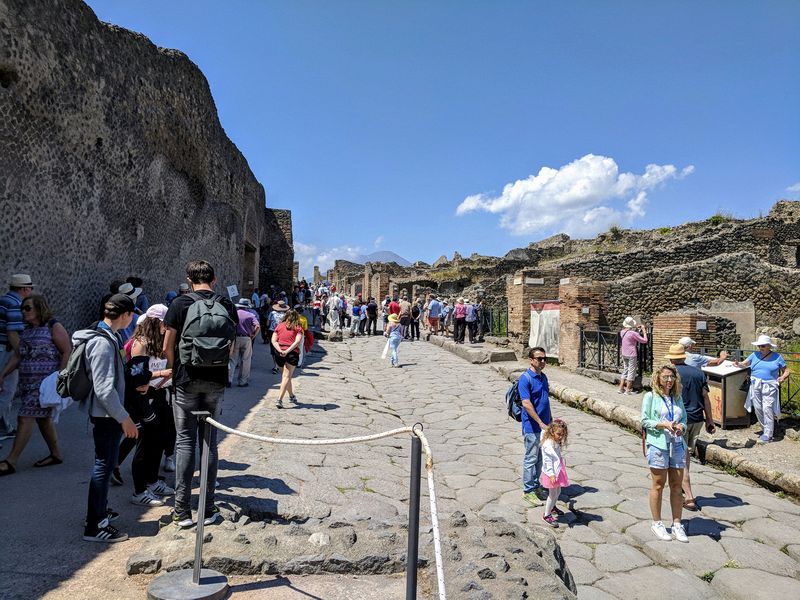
286, 365, 295, 397
3, 416, 37, 467
36, 417, 62, 461
649, 468, 667, 521
668, 468, 684, 523
681, 454, 695, 504
278, 364, 296, 401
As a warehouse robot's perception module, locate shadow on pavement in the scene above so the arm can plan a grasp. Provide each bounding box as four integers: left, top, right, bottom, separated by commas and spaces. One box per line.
217, 474, 295, 494
229, 575, 322, 599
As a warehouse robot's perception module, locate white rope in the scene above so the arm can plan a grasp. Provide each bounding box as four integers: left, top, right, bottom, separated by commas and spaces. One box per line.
205, 417, 447, 600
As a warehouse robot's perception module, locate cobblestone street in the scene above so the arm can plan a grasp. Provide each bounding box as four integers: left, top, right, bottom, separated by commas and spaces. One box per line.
260, 335, 800, 599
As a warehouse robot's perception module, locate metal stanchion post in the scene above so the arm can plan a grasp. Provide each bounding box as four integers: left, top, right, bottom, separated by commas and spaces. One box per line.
146, 410, 228, 600
406, 428, 422, 600
194, 411, 211, 584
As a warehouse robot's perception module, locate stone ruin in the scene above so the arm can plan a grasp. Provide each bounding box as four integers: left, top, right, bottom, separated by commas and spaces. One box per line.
326, 201, 800, 363
0, 0, 294, 331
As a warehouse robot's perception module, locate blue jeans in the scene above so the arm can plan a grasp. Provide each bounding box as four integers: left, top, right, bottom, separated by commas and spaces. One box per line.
522, 431, 542, 493
389, 335, 402, 365
173, 380, 225, 518
86, 417, 123, 530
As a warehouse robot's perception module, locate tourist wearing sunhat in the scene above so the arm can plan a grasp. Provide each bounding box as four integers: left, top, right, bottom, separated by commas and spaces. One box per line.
267, 300, 289, 373
734, 335, 789, 443
618, 317, 648, 395
678, 336, 728, 369
665, 343, 716, 511
385, 313, 403, 367
0, 274, 35, 439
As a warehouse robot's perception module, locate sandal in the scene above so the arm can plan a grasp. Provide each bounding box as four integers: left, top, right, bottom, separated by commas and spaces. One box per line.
0, 460, 15, 476
34, 454, 63, 468
683, 499, 698, 511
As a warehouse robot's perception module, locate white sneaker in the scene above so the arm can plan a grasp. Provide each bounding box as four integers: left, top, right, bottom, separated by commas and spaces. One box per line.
131, 490, 165, 506
651, 521, 672, 541
163, 456, 176, 472
672, 521, 689, 543
148, 480, 175, 496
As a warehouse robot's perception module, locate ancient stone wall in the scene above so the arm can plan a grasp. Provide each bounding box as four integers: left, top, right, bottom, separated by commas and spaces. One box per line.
0, 0, 292, 330
506, 269, 563, 341
606, 252, 800, 333
259, 209, 294, 293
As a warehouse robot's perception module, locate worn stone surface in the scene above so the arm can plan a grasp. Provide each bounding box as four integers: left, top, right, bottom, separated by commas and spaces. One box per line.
128, 334, 800, 598
710, 567, 800, 600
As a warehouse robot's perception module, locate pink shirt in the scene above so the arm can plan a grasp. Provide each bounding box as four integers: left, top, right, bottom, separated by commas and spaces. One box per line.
454, 303, 467, 319
620, 329, 647, 358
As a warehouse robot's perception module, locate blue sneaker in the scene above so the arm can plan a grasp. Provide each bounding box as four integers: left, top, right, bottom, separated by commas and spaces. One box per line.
758, 434, 771, 444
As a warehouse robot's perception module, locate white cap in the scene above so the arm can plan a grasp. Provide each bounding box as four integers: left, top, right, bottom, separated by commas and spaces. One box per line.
678, 336, 696, 348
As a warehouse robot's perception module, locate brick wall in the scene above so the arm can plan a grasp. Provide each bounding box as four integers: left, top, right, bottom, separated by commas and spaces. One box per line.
506, 269, 562, 342
652, 312, 719, 363
558, 278, 609, 368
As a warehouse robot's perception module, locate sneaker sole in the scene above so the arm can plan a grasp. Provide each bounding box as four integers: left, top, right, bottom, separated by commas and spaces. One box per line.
83, 533, 128, 543
174, 520, 195, 529
132, 498, 165, 506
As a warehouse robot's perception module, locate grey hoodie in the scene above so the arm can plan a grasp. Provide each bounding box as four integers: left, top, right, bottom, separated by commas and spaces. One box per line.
72, 328, 128, 423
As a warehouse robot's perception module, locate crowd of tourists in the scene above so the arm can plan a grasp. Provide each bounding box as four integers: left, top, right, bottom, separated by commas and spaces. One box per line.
514, 315, 789, 540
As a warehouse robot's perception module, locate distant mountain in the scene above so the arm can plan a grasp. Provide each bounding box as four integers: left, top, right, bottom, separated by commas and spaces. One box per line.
357, 251, 411, 266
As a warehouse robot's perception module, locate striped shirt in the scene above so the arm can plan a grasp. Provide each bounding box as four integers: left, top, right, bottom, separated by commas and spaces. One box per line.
0, 290, 24, 345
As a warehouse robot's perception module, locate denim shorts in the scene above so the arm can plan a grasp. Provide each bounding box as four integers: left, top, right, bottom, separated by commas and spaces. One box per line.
647, 442, 685, 470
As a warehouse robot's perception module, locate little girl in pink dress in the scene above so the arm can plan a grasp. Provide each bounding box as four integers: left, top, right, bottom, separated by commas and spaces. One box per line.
541, 419, 570, 527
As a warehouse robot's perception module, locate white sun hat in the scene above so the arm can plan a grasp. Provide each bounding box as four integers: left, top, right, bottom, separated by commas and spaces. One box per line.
751, 334, 777, 349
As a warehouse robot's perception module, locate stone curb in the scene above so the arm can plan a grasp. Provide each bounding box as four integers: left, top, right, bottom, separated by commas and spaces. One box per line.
487, 365, 800, 500
423, 334, 519, 364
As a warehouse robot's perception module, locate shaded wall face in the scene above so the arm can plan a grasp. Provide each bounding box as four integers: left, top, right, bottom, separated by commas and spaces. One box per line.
0, 0, 280, 330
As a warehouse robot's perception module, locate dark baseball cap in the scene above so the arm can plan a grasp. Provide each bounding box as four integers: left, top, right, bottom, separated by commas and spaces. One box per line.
107, 293, 135, 313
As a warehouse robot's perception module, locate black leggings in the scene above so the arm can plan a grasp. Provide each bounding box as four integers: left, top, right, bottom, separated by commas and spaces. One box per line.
410, 320, 420, 340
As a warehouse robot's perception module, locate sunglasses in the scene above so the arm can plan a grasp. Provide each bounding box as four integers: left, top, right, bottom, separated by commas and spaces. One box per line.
21, 305, 34, 312
661, 375, 676, 380
531, 356, 547, 361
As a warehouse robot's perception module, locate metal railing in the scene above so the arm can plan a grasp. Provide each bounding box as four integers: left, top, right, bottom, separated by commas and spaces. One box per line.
579, 326, 653, 375
485, 308, 508, 337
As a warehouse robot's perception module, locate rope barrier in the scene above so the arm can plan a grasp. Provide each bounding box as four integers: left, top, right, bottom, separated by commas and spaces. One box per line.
205, 417, 448, 600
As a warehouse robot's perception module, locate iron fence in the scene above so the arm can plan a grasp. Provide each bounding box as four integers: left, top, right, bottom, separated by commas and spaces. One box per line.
579, 326, 653, 376
485, 308, 508, 337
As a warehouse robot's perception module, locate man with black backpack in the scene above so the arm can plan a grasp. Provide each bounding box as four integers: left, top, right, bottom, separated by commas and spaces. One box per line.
163, 260, 238, 529
519, 347, 552, 507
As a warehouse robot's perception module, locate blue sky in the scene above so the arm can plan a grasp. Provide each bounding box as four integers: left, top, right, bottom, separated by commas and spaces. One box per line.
85, 1, 800, 278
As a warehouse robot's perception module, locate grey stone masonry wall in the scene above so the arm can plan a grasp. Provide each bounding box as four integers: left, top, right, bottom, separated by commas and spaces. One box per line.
260, 208, 294, 293
0, 0, 292, 330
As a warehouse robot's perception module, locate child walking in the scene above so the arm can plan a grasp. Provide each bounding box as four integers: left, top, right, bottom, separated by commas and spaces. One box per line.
384, 313, 403, 367
540, 419, 569, 527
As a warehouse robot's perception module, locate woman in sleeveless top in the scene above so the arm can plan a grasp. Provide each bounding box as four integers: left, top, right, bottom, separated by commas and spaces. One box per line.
0, 294, 71, 475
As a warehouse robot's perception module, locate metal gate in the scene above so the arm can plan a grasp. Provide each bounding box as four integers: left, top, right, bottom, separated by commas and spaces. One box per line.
579, 326, 653, 375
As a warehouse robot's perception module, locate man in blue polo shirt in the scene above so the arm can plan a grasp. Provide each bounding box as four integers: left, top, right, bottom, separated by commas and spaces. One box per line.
520, 346, 552, 506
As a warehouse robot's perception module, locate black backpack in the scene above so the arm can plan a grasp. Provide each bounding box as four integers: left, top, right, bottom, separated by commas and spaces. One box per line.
178, 293, 236, 368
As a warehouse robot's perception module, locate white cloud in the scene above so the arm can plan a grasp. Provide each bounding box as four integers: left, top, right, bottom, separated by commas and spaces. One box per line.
787, 182, 800, 193
294, 241, 366, 281
456, 154, 694, 237
374, 235, 384, 249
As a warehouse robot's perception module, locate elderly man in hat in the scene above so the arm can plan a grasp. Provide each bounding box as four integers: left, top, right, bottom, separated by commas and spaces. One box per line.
679, 337, 728, 369
0, 274, 35, 439
665, 343, 716, 511
230, 299, 260, 387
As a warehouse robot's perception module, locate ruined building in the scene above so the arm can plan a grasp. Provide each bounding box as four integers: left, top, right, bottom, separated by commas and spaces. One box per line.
326, 201, 800, 363
0, 0, 293, 330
